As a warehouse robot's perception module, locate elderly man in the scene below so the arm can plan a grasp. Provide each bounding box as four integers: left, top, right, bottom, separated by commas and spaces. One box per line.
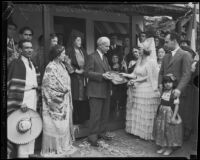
85, 37, 112, 147
158, 32, 193, 141
7, 39, 40, 158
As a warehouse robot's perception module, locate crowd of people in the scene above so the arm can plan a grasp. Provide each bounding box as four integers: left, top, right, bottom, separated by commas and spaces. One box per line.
7, 18, 199, 158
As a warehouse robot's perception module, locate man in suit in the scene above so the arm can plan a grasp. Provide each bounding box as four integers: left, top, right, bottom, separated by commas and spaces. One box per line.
158, 32, 193, 140
105, 33, 123, 67
85, 37, 112, 147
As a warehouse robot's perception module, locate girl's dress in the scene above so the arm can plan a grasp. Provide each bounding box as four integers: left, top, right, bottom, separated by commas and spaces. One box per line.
153, 90, 183, 147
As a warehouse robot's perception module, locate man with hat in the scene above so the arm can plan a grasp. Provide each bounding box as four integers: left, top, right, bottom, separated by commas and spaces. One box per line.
7, 39, 41, 158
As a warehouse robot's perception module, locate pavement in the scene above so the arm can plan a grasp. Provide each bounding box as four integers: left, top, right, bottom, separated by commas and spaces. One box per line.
33, 129, 197, 158
70, 129, 198, 158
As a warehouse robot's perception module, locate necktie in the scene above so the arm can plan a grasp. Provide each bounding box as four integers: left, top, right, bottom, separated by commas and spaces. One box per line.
28, 58, 32, 69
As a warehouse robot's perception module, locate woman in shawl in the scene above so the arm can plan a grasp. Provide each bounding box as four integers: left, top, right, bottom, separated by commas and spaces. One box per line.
41, 45, 77, 157
121, 47, 160, 140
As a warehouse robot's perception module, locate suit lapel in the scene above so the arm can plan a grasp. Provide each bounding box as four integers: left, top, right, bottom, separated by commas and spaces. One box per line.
167, 49, 182, 69
95, 51, 108, 72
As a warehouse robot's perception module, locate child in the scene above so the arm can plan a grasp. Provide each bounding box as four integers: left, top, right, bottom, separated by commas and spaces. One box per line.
153, 73, 183, 156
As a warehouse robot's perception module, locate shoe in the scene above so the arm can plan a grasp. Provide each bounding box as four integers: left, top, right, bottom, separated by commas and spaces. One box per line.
156, 148, 165, 154
163, 148, 173, 156
87, 140, 99, 147
98, 135, 112, 141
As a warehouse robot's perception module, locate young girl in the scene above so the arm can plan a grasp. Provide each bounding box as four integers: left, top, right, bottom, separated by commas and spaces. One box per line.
153, 73, 183, 156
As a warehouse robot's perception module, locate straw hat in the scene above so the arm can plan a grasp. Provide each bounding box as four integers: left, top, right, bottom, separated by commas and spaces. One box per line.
7, 108, 42, 145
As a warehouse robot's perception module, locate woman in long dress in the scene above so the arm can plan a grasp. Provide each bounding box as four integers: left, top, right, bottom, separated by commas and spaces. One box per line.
41, 45, 77, 157
121, 47, 160, 140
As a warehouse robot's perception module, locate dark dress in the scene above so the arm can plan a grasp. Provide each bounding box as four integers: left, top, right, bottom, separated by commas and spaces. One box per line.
66, 47, 90, 125
153, 90, 183, 147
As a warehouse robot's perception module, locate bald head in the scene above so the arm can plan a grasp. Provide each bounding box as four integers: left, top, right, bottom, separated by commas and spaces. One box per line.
97, 37, 110, 54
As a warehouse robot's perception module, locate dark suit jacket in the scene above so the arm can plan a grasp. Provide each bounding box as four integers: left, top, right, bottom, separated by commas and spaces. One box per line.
85, 51, 111, 98
158, 48, 193, 92
105, 45, 123, 67
66, 47, 88, 100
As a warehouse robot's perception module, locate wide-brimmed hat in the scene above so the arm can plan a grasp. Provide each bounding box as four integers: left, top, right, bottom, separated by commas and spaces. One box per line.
7, 108, 42, 145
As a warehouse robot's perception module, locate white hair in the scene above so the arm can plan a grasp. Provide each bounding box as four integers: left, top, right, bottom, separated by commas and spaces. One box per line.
97, 37, 110, 47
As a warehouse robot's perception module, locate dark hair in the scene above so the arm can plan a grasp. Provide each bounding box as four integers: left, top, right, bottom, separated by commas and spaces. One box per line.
8, 20, 17, 29
38, 35, 44, 46
49, 44, 65, 61
180, 39, 191, 46
19, 26, 34, 35
165, 32, 180, 44
67, 30, 84, 48
132, 45, 139, 50
139, 32, 146, 37
143, 49, 151, 56
50, 33, 58, 40
162, 74, 177, 89
18, 39, 32, 49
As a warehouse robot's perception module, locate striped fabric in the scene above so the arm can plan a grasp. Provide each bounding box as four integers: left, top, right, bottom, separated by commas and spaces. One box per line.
7, 58, 41, 158
7, 58, 41, 115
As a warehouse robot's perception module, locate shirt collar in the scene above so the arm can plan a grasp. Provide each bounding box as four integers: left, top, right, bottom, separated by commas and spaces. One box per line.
97, 49, 103, 59
21, 55, 30, 63
171, 46, 180, 56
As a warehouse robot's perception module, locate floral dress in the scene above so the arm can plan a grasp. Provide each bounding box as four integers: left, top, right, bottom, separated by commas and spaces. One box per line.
153, 90, 183, 147
41, 60, 77, 157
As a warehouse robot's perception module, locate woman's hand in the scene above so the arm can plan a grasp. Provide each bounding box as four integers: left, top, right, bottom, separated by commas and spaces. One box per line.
120, 73, 128, 77
127, 79, 135, 86
75, 69, 84, 74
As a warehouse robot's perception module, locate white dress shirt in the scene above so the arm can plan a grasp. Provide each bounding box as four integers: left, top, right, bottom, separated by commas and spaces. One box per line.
171, 46, 180, 57
21, 56, 38, 111
97, 49, 104, 60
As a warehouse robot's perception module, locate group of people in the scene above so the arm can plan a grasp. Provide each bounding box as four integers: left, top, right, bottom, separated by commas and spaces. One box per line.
7, 18, 199, 158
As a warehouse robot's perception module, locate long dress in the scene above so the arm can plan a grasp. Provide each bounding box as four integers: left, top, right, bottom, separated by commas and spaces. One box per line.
41, 60, 77, 157
153, 90, 183, 147
125, 57, 160, 140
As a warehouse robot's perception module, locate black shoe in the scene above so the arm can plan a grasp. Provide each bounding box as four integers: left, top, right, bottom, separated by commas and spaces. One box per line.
99, 135, 112, 141
87, 140, 99, 147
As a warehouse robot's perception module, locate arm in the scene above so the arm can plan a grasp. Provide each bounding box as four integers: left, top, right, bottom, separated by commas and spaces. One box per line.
84, 54, 104, 82
176, 53, 193, 92
171, 98, 180, 124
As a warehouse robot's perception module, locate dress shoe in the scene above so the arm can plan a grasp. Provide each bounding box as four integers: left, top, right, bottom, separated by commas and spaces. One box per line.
98, 135, 112, 141
87, 140, 99, 147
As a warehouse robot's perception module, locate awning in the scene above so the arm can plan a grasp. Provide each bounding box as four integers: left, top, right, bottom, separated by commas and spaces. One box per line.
94, 21, 142, 35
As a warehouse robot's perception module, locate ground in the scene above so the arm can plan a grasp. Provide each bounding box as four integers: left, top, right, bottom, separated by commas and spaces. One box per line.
33, 129, 197, 158
70, 129, 197, 158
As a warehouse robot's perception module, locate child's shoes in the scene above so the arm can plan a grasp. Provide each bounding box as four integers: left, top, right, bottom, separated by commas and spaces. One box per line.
156, 148, 165, 154
163, 148, 173, 156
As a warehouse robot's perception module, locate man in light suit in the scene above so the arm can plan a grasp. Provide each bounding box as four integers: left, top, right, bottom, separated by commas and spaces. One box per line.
85, 37, 112, 147
158, 32, 193, 140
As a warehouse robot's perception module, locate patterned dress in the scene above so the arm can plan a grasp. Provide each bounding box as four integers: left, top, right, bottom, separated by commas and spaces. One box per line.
41, 60, 77, 157
125, 57, 160, 140
153, 90, 183, 147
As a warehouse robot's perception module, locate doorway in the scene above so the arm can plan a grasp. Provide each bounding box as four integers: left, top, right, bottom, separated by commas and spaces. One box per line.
54, 16, 86, 49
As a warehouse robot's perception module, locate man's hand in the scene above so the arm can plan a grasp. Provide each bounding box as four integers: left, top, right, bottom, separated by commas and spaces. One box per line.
127, 79, 135, 86
21, 104, 28, 112
172, 89, 181, 98
103, 72, 112, 80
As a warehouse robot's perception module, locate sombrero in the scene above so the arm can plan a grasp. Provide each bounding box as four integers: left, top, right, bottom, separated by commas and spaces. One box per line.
7, 108, 42, 145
